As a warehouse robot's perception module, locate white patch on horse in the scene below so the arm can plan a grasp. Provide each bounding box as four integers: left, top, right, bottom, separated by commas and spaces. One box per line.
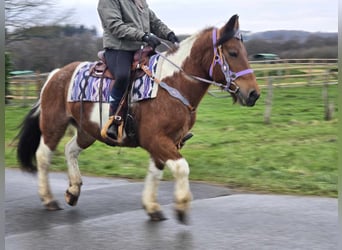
40, 68, 60, 99
89, 103, 110, 128
142, 159, 164, 213
156, 34, 199, 80
65, 135, 83, 196
36, 137, 54, 204
33, 68, 60, 117
166, 158, 192, 212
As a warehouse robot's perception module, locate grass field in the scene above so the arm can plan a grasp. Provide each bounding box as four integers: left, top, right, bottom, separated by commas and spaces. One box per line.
5, 84, 338, 197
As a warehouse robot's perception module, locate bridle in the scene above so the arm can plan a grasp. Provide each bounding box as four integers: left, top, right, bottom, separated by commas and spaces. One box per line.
209, 28, 254, 94
155, 28, 254, 94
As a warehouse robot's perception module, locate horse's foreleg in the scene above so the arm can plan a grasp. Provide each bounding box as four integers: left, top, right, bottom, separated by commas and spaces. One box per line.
142, 158, 167, 221
166, 158, 193, 224
36, 137, 62, 210
64, 135, 83, 206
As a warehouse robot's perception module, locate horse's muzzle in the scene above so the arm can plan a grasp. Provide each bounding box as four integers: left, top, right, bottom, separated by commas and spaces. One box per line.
246, 90, 260, 107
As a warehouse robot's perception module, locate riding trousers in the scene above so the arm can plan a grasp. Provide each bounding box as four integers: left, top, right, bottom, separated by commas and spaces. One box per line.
104, 49, 135, 114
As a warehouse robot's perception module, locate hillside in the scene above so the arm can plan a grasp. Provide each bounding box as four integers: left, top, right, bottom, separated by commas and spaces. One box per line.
246, 30, 337, 43
243, 30, 337, 59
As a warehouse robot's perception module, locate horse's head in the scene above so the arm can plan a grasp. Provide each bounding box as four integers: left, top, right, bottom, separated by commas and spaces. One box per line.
210, 15, 260, 106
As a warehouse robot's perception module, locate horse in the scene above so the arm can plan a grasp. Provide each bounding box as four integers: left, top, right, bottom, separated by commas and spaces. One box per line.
16, 15, 260, 223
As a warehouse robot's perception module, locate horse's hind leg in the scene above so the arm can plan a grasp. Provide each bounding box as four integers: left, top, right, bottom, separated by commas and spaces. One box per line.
64, 130, 95, 206
142, 158, 167, 221
38, 115, 74, 210
36, 137, 62, 210
37, 118, 70, 210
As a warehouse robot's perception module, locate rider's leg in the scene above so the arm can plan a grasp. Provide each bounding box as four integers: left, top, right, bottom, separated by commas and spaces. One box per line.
104, 49, 135, 139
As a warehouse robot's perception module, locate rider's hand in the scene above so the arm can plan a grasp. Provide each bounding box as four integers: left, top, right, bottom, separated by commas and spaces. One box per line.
142, 33, 161, 49
167, 31, 180, 45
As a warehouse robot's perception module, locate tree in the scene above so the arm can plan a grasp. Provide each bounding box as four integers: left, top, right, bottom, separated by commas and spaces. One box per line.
6, 25, 102, 72
5, 0, 73, 44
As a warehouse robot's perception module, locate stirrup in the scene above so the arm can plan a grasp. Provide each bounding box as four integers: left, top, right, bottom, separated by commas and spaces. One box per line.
101, 116, 115, 139
101, 116, 124, 143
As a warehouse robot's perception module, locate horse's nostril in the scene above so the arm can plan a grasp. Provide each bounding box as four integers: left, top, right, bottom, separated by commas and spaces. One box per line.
250, 90, 260, 99
247, 90, 260, 106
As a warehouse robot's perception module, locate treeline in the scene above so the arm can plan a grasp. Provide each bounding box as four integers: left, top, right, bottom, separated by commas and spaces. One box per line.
6, 25, 102, 72
244, 34, 337, 59
6, 25, 338, 73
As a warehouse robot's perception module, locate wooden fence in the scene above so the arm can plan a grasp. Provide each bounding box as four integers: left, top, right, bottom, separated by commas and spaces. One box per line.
6, 72, 49, 106
250, 58, 337, 87
6, 58, 338, 107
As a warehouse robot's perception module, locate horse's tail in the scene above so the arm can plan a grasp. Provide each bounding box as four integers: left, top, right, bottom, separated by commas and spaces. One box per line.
16, 101, 42, 173
16, 68, 60, 173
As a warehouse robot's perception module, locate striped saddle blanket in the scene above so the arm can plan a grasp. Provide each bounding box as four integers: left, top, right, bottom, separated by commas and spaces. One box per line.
68, 54, 160, 103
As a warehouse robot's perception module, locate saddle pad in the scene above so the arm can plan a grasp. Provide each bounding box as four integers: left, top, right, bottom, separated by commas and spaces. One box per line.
68, 62, 112, 102
68, 55, 160, 103
131, 54, 159, 102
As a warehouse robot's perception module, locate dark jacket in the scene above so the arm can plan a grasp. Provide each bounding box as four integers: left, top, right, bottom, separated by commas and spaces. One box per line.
97, 0, 172, 50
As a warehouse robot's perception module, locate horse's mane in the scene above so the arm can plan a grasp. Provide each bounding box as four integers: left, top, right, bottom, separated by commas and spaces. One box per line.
166, 24, 241, 55
167, 16, 239, 50
165, 27, 214, 56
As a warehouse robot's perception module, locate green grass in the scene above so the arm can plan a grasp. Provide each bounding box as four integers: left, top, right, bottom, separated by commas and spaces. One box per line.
5, 85, 338, 197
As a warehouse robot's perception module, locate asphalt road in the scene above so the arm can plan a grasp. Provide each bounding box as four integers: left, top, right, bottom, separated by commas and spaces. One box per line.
5, 168, 338, 250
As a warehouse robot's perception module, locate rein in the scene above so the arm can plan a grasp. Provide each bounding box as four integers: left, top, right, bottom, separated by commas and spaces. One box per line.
155, 47, 228, 90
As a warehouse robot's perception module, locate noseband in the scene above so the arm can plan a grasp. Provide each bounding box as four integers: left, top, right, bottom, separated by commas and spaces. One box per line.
209, 28, 253, 94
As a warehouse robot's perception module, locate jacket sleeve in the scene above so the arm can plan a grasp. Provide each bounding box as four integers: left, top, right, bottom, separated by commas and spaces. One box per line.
97, 0, 145, 41
148, 9, 172, 39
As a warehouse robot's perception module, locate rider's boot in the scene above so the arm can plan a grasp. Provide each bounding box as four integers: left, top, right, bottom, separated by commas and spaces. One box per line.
101, 89, 123, 140
106, 115, 121, 140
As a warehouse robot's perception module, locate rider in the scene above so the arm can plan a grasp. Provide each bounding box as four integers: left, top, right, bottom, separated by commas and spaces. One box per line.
97, 0, 180, 139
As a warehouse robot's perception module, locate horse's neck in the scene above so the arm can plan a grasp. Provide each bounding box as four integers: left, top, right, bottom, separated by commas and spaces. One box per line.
156, 33, 211, 108
156, 35, 197, 79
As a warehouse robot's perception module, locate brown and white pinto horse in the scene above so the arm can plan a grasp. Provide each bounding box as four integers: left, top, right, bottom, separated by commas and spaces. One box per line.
16, 15, 260, 223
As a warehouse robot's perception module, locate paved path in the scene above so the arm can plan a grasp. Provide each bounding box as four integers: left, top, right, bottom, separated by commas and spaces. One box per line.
5, 168, 338, 250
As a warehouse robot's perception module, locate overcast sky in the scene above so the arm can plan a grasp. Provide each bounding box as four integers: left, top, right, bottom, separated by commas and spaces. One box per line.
58, 0, 338, 35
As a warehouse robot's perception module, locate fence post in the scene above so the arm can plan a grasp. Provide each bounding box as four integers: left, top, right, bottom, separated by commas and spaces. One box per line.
36, 71, 42, 97
264, 77, 273, 124
307, 59, 313, 85
284, 59, 289, 83
22, 79, 28, 107
322, 70, 334, 121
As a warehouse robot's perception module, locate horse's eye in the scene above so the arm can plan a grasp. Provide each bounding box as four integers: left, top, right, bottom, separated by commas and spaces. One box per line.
229, 51, 238, 58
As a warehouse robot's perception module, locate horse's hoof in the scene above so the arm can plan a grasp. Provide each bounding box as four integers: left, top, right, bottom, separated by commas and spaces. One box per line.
45, 200, 63, 211
149, 211, 168, 222
176, 210, 188, 225
65, 190, 79, 206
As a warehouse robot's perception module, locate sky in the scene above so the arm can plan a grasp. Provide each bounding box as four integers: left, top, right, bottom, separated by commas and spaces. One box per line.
57, 0, 338, 35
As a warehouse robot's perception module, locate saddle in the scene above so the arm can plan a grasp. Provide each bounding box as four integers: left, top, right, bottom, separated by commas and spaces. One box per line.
93, 47, 154, 80
93, 47, 155, 143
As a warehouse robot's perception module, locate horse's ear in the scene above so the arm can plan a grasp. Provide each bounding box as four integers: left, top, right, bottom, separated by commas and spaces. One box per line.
224, 14, 239, 32
216, 14, 240, 46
